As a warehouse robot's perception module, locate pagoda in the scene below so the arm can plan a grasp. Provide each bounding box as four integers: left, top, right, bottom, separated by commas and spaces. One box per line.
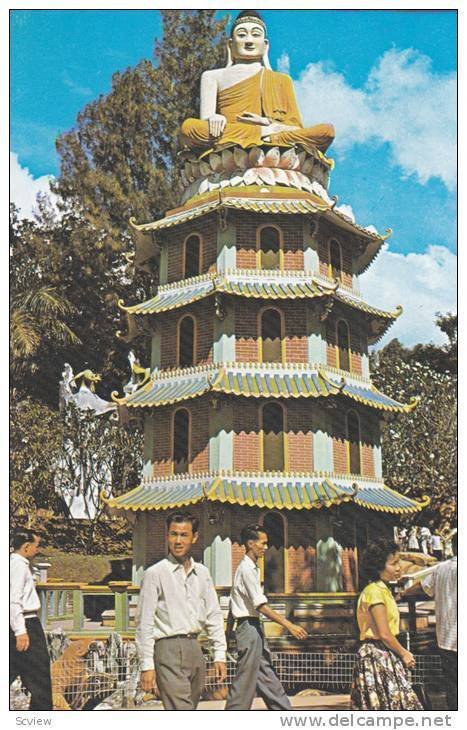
104, 12, 428, 595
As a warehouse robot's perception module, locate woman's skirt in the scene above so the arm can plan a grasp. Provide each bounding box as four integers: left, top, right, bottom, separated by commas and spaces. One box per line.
351, 640, 423, 711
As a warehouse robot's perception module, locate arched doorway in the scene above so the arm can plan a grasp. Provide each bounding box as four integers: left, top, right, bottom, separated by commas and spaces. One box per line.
261, 402, 286, 471
263, 511, 286, 593
258, 226, 282, 270
347, 410, 361, 475
178, 315, 196, 367
184, 234, 202, 277
173, 408, 190, 474
260, 308, 283, 363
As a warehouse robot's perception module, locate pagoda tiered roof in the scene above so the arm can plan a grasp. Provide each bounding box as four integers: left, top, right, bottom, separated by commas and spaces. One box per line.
129, 187, 390, 274
111, 362, 418, 414
102, 471, 429, 515
118, 271, 402, 344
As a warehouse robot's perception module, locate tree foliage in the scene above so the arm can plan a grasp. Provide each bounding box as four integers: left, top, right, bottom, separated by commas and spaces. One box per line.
10, 394, 143, 553
54, 404, 142, 552
371, 316, 457, 531
54, 10, 227, 241
11, 11, 228, 405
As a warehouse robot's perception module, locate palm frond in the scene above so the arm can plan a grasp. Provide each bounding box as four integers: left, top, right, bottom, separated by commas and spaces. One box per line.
10, 311, 41, 357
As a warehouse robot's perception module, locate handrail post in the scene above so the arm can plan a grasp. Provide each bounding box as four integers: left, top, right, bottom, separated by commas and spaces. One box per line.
110, 581, 131, 633
38, 587, 48, 629
72, 586, 84, 632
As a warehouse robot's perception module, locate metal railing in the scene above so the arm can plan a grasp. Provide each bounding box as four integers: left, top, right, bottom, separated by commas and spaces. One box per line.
10, 646, 444, 711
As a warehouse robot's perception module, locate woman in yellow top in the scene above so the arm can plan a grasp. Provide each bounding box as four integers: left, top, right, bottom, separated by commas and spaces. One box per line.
351, 539, 423, 711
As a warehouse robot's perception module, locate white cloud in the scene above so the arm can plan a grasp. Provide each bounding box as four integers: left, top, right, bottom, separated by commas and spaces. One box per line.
335, 203, 355, 222
10, 152, 58, 220
277, 52, 290, 75
360, 244, 457, 347
294, 48, 456, 190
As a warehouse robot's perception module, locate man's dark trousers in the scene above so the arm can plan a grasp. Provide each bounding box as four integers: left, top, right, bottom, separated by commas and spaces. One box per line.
439, 648, 457, 710
9, 617, 53, 710
225, 618, 291, 710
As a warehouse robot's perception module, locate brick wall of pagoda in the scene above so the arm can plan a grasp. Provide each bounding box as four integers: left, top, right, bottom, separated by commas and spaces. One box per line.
232, 398, 314, 473
150, 397, 378, 479
151, 400, 210, 477
234, 212, 305, 271
234, 299, 309, 363
159, 299, 215, 369
163, 215, 218, 283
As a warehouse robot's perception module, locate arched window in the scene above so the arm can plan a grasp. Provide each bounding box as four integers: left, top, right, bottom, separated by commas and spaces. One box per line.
329, 239, 343, 280
178, 315, 196, 367
347, 410, 361, 475
184, 234, 202, 278
262, 402, 286, 471
260, 308, 283, 363
263, 511, 286, 593
337, 319, 350, 371
173, 408, 190, 474
258, 226, 281, 270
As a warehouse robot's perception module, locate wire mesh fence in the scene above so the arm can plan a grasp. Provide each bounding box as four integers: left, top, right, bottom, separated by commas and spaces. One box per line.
10, 646, 444, 710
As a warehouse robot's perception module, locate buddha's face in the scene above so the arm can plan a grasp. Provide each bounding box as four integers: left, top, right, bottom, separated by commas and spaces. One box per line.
229, 22, 268, 63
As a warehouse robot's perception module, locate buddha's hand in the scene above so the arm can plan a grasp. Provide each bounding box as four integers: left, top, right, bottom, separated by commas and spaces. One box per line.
208, 114, 227, 138
236, 112, 270, 126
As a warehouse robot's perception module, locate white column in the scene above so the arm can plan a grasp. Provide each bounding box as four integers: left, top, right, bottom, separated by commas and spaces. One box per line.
217, 219, 236, 272
307, 310, 327, 365
151, 329, 162, 371
313, 408, 334, 472
143, 414, 154, 478
203, 511, 233, 587
213, 302, 235, 363
209, 402, 233, 472
303, 219, 320, 274
361, 352, 370, 379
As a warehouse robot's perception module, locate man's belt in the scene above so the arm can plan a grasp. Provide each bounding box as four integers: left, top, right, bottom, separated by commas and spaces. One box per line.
236, 616, 260, 625
23, 611, 39, 619
162, 632, 199, 640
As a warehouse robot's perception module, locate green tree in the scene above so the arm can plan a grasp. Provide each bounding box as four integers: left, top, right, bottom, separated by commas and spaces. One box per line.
372, 317, 457, 530
12, 10, 229, 401
54, 10, 228, 243
10, 205, 82, 399
54, 404, 142, 552
10, 394, 65, 520
10, 392, 143, 553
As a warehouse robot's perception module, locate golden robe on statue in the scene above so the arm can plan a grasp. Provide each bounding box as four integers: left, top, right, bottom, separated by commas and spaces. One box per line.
180, 69, 334, 156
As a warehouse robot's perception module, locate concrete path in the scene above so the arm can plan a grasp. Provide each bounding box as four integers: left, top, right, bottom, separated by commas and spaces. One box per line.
128, 694, 351, 711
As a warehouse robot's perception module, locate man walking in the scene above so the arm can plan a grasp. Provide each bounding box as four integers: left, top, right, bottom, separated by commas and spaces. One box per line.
10, 528, 53, 710
136, 512, 227, 710
405, 532, 457, 710
225, 524, 308, 711
421, 532, 457, 709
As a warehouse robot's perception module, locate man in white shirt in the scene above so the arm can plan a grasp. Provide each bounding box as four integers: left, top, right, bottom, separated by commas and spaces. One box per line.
225, 524, 308, 711
421, 532, 457, 710
9, 529, 52, 710
136, 512, 227, 710
430, 531, 443, 561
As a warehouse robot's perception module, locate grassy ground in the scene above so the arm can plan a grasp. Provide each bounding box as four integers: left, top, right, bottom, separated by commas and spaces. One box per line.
35, 549, 132, 583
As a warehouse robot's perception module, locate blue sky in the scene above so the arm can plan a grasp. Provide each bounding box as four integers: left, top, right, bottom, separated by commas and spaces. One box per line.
10, 9, 457, 346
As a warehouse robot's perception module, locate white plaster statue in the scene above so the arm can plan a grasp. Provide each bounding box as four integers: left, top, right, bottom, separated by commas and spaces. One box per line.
180, 10, 334, 156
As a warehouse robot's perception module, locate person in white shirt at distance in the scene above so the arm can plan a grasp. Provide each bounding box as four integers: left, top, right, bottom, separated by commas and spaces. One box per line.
405, 531, 457, 710
10, 528, 53, 710
225, 523, 308, 711
136, 512, 227, 710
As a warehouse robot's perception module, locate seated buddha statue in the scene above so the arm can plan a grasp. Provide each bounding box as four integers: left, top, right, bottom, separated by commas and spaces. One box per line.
180, 10, 335, 157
